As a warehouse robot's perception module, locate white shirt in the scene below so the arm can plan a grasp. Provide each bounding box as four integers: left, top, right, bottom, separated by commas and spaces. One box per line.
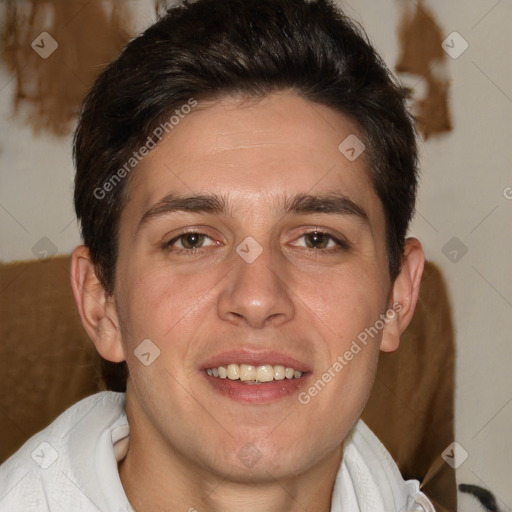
0, 392, 435, 511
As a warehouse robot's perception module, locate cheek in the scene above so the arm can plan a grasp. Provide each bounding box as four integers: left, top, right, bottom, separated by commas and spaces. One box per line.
292, 264, 386, 412
292, 263, 388, 345
115, 263, 222, 371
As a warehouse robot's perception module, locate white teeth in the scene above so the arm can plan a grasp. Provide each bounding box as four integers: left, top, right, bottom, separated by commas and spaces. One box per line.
227, 363, 239, 380
256, 365, 274, 382
273, 365, 286, 380
206, 363, 303, 382
239, 364, 256, 382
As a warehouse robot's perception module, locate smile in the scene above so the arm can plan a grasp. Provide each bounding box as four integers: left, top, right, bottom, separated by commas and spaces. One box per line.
206, 363, 303, 383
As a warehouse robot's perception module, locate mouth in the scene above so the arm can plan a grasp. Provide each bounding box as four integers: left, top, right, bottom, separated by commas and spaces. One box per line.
200, 352, 310, 403
205, 363, 303, 383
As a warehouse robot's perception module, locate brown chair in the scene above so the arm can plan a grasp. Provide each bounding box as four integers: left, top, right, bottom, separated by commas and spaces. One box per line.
0, 256, 456, 509
0, 257, 100, 461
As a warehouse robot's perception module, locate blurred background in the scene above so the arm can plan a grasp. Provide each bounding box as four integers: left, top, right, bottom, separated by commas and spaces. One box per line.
0, 0, 511, 510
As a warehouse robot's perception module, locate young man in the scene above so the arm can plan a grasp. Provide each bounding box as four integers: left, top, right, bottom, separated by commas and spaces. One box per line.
0, 0, 433, 510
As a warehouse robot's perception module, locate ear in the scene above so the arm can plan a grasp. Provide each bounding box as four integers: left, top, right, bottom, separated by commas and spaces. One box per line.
70, 245, 125, 362
380, 237, 425, 353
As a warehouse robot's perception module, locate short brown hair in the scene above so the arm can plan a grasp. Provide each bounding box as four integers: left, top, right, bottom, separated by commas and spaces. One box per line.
74, 0, 418, 294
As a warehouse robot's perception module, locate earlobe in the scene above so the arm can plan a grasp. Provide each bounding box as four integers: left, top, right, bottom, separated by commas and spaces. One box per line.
70, 245, 125, 363
380, 238, 425, 353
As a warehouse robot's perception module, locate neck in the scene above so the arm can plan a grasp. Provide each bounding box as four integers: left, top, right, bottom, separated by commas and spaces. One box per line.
120, 455, 340, 512
118, 397, 343, 512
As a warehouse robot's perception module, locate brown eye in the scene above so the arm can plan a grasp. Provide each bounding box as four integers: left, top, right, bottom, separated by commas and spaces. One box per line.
304, 231, 331, 249
167, 232, 215, 250
179, 233, 206, 249
290, 230, 349, 252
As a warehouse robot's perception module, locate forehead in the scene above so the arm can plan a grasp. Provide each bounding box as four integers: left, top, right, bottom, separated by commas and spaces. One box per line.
123, 92, 383, 226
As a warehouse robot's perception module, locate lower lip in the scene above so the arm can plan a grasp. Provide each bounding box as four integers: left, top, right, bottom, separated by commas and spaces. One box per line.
203, 372, 309, 403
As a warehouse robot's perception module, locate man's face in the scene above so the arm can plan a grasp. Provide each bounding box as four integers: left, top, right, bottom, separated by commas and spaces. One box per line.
113, 92, 393, 480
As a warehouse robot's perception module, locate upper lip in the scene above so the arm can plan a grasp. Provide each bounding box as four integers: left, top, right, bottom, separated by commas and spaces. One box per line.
200, 349, 311, 373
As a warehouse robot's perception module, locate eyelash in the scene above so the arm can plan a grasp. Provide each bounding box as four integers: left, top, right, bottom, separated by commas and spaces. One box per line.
295, 231, 351, 255
164, 231, 218, 255
163, 229, 350, 255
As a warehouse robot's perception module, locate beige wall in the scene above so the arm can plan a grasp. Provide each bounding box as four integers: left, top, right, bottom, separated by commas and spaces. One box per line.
1, 0, 511, 507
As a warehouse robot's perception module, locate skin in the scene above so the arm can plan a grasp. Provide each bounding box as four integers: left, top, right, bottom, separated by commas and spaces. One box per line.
71, 91, 424, 512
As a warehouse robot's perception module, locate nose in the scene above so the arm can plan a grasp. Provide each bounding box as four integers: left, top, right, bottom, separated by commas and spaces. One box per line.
216, 242, 295, 329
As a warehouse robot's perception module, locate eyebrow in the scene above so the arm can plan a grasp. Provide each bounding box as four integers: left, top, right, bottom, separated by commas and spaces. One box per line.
136, 192, 369, 233
283, 193, 368, 222
137, 194, 228, 233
